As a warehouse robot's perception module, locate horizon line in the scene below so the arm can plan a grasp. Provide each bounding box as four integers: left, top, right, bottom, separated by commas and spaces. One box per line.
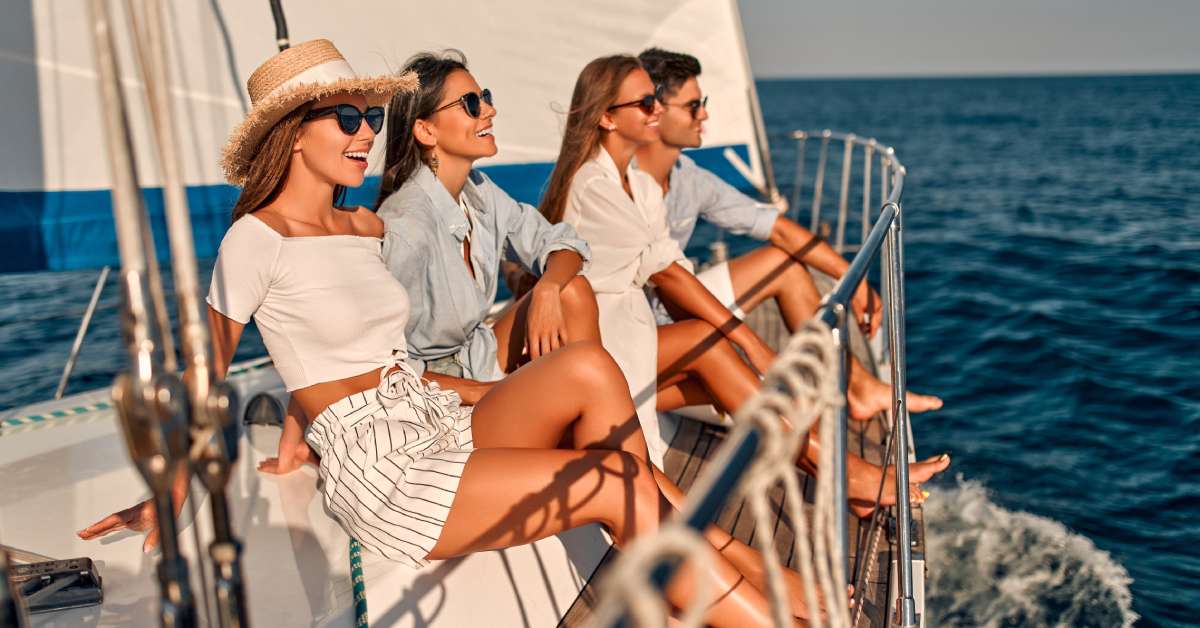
752, 68, 1200, 82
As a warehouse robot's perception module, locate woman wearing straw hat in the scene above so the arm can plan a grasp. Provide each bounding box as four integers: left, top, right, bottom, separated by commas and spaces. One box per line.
76, 40, 818, 625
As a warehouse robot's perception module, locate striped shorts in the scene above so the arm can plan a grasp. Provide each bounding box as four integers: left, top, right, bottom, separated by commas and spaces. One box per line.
305, 362, 474, 568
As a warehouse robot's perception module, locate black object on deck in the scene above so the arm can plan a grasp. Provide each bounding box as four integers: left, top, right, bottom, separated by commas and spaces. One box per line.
9, 557, 103, 615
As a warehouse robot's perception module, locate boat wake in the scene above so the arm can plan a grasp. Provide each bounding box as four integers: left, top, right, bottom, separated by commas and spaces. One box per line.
924, 479, 1137, 627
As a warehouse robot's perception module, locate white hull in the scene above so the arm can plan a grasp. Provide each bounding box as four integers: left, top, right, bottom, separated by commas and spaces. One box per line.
0, 361, 610, 627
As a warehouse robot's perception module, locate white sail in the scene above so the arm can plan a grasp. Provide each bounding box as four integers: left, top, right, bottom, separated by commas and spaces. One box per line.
0, 2, 775, 625
0, 0, 771, 271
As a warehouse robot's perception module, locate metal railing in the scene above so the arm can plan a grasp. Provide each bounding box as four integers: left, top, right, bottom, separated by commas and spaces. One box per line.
54, 266, 111, 400
605, 131, 918, 627
790, 130, 900, 256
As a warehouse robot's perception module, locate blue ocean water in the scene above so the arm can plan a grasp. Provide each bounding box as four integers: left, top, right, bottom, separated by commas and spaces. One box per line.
2, 73, 1198, 625
752, 74, 1200, 626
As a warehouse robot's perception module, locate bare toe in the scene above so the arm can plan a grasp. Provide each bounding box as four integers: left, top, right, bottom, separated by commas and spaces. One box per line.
906, 392, 943, 413
908, 454, 951, 482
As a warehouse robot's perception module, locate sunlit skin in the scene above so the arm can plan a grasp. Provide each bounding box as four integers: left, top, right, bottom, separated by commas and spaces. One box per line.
590, 72, 950, 512
636, 76, 943, 421
75, 90, 828, 624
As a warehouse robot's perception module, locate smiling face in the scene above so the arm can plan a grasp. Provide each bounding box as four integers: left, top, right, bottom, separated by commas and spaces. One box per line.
293, 92, 376, 188
415, 69, 498, 166
657, 76, 707, 149
600, 68, 662, 147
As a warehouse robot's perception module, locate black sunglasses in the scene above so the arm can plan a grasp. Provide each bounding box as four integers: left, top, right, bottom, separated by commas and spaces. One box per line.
665, 95, 708, 119
608, 83, 665, 115
432, 88, 494, 119
303, 104, 385, 135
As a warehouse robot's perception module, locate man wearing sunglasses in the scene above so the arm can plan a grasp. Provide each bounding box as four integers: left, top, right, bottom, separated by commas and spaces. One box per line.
635, 47, 944, 421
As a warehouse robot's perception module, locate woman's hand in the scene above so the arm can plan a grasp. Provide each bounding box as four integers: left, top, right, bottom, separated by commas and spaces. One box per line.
259, 397, 320, 475
257, 439, 319, 475
850, 282, 882, 337
78, 461, 189, 552
77, 499, 161, 553
524, 282, 569, 359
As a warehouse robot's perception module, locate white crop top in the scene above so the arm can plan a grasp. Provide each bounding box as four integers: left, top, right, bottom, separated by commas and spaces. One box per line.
206, 215, 410, 391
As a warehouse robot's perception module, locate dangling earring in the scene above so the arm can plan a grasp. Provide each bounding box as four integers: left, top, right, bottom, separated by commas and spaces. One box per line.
427, 151, 440, 176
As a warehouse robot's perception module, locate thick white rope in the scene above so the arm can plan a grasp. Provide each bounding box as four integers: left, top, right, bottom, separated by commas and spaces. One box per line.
589, 320, 851, 627
587, 523, 715, 628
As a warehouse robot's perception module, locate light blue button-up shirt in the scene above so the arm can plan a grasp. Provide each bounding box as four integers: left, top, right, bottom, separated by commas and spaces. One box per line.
378, 164, 591, 381
644, 154, 780, 324
662, 153, 779, 250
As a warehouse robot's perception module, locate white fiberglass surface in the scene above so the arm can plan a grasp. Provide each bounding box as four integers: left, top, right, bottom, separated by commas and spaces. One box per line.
0, 369, 610, 627
0, 418, 356, 626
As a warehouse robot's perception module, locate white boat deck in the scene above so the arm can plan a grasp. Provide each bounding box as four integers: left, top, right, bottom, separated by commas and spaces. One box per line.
0, 364, 610, 627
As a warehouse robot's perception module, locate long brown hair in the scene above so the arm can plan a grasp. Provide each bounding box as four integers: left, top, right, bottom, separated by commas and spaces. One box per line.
539, 55, 642, 224
229, 102, 314, 222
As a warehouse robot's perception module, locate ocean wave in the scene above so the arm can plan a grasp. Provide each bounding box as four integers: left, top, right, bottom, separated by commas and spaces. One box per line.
924, 479, 1137, 627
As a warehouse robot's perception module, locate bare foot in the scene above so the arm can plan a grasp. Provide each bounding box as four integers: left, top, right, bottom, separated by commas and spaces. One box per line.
847, 366, 942, 421
847, 454, 949, 518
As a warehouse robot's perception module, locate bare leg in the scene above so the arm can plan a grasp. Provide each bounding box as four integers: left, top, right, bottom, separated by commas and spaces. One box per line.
655, 320, 760, 414
799, 428, 950, 518
472, 340, 647, 456
650, 465, 833, 619
493, 275, 601, 372
846, 359, 942, 420
655, 319, 947, 516
427, 448, 782, 627
656, 377, 721, 414
724, 246, 942, 421
473, 343, 818, 619
725, 246, 822, 325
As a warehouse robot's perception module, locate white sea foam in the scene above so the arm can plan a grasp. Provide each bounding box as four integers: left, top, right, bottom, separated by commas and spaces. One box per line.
924, 478, 1137, 627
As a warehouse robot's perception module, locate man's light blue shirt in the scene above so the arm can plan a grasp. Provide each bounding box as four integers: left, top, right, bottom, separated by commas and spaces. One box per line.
662, 153, 779, 251
378, 164, 590, 381
645, 153, 779, 323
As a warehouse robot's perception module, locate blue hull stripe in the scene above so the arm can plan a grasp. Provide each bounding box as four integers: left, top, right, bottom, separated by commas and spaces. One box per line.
0, 144, 755, 273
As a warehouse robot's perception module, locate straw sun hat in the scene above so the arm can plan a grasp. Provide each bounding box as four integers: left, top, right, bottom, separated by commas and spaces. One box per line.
221, 39, 417, 185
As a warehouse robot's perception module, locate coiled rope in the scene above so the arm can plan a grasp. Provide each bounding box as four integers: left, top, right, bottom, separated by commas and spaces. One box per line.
588, 320, 851, 627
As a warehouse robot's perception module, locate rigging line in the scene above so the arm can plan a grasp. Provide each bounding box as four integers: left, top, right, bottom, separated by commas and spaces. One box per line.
267, 0, 290, 51
206, 0, 248, 114
54, 265, 110, 400
852, 509, 886, 628
121, 1, 217, 624
850, 410, 899, 620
